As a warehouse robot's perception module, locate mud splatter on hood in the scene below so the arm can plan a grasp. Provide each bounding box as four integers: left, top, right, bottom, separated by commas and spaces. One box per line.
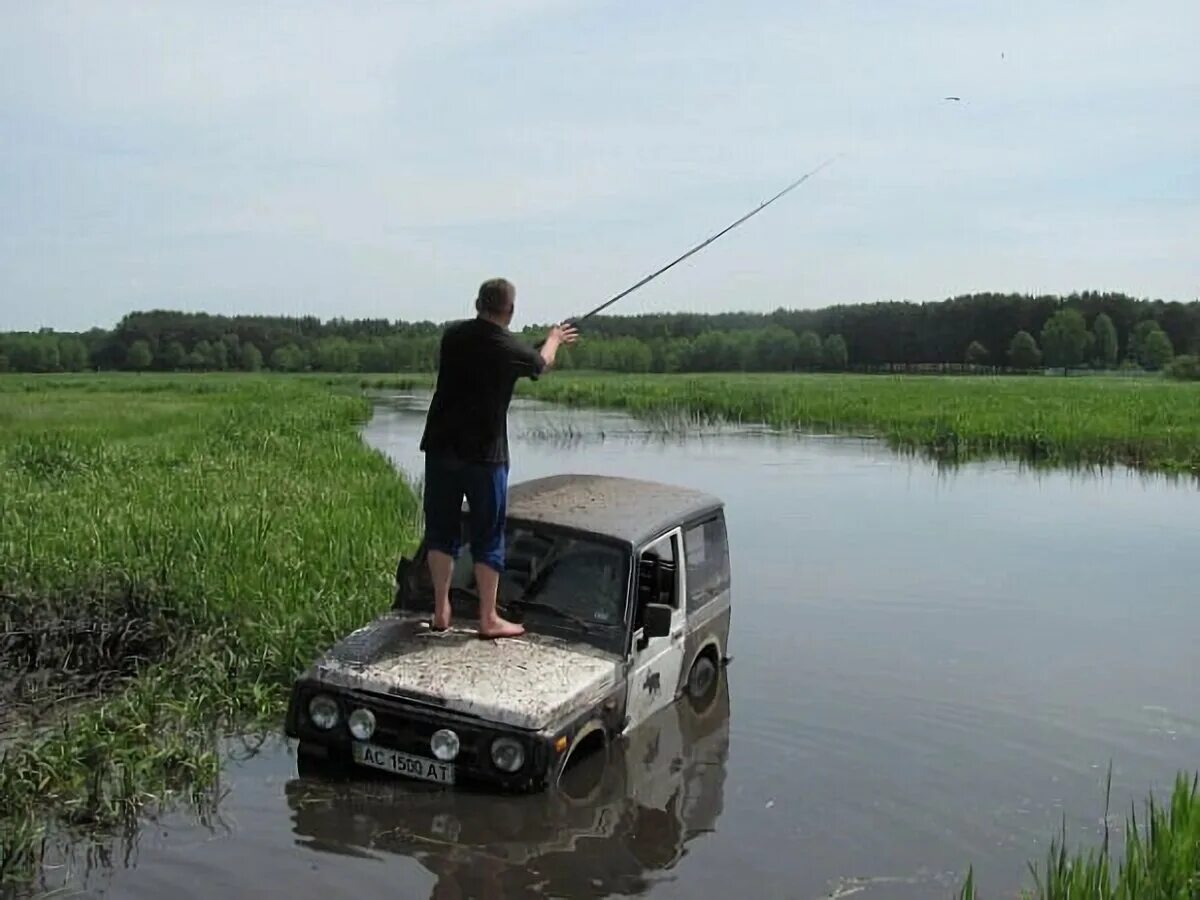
307, 613, 621, 730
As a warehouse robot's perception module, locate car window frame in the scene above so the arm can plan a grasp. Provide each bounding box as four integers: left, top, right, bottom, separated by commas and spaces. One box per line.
629, 526, 684, 656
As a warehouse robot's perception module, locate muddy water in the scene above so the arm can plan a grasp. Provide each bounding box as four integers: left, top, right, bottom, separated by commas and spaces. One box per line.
65, 392, 1198, 899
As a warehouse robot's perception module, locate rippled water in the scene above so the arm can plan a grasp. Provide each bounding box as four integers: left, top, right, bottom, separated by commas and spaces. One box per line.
59, 392, 1199, 899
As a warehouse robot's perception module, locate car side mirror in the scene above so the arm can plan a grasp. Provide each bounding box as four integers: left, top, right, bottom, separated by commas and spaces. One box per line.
643, 603, 672, 639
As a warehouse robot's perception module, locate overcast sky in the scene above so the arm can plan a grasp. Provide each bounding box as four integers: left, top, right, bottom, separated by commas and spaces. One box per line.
1, 1, 1197, 332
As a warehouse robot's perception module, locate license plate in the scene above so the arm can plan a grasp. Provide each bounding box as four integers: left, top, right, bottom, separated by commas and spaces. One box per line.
352, 742, 455, 785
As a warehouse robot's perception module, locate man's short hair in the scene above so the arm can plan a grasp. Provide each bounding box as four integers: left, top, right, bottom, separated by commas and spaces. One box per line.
476, 278, 515, 315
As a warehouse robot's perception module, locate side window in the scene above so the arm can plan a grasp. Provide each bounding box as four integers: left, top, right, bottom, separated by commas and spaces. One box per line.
634, 533, 680, 631
684, 516, 730, 613
646, 534, 676, 567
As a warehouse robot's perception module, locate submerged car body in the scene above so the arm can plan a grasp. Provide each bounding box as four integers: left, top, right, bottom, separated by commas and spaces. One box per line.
285, 669, 731, 895
284, 474, 732, 791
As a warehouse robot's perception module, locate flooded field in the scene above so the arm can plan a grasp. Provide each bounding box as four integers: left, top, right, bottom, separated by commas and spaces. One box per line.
59, 391, 1198, 899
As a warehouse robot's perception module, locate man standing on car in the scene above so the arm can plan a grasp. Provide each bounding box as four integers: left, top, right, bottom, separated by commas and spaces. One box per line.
419, 278, 578, 638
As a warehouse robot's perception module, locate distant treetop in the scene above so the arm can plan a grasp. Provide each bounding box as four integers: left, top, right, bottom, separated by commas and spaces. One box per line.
2, 291, 1196, 375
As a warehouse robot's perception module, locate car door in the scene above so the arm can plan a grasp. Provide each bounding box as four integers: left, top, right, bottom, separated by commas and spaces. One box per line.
623, 529, 687, 733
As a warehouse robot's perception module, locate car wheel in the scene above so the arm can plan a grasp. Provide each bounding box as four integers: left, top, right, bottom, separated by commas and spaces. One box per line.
685, 653, 719, 708
558, 730, 608, 803
559, 748, 607, 803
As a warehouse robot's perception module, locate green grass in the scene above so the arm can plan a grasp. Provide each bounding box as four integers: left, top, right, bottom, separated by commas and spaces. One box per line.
514, 372, 1200, 473
0, 373, 420, 886
960, 772, 1200, 898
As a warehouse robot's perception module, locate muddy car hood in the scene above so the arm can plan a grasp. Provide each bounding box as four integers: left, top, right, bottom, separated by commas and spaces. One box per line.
306, 613, 621, 730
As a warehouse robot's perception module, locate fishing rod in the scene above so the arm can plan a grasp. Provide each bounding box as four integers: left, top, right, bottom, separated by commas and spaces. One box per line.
570, 154, 840, 324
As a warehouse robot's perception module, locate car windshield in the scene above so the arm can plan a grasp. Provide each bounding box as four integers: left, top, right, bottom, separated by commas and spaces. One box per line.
450, 522, 629, 636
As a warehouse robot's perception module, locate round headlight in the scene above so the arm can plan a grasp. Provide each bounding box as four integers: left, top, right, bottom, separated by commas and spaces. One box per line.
430, 728, 460, 762
307, 694, 339, 731
490, 736, 525, 773
348, 708, 376, 741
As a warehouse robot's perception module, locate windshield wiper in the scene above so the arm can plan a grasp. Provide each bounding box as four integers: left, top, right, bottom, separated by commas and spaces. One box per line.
506, 598, 613, 632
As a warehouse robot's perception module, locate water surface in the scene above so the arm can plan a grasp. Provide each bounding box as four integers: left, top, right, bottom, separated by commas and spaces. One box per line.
64, 392, 1199, 899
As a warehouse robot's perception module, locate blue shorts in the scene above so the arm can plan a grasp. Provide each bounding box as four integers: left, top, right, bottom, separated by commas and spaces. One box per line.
422, 454, 509, 572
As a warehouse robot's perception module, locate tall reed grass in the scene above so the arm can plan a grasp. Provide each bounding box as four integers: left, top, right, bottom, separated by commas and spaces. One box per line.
521, 372, 1200, 473
960, 772, 1199, 898
0, 374, 420, 886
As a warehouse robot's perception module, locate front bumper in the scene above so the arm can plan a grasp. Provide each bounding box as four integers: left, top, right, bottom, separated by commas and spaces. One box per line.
285, 679, 553, 792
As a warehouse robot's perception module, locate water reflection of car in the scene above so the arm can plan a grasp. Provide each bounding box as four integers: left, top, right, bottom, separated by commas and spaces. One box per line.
284, 475, 733, 792
286, 669, 730, 899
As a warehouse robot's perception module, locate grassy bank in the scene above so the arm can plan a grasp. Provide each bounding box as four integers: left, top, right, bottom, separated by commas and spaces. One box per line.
961, 773, 1200, 898
515, 372, 1200, 473
0, 374, 420, 886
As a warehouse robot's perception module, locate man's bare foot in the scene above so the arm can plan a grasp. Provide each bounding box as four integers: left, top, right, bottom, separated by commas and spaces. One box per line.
432, 600, 451, 631
478, 616, 525, 639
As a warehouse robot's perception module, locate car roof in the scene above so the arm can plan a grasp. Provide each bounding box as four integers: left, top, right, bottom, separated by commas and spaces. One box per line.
505, 474, 723, 547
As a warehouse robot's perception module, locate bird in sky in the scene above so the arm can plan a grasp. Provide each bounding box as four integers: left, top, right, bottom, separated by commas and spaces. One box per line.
943, 96, 961, 101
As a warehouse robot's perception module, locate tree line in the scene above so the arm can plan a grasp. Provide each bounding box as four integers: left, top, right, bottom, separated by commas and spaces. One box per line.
2, 291, 1197, 377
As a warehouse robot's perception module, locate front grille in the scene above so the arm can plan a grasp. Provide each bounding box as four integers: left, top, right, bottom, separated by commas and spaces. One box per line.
366, 701, 488, 768
292, 682, 548, 788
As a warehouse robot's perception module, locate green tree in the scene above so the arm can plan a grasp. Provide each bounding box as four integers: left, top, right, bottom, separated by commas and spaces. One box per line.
1130, 320, 1160, 364
1007, 331, 1041, 370
659, 337, 689, 373
126, 339, 153, 371
1092, 313, 1118, 368
211, 339, 229, 371
357, 339, 392, 373
608, 337, 652, 372
1040, 309, 1089, 372
0, 353, 9, 373
965, 341, 989, 366
822, 334, 848, 370
191, 340, 215, 370
1140, 328, 1175, 370
1165, 355, 1200, 380
270, 343, 304, 372
681, 332, 740, 371
315, 337, 359, 371
58, 337, 89, 371
749, 326, 800, 371
161, 340, 187, 370
33, 339, 61, 372
240, 342, 263, 372
796, 330, 823, 369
